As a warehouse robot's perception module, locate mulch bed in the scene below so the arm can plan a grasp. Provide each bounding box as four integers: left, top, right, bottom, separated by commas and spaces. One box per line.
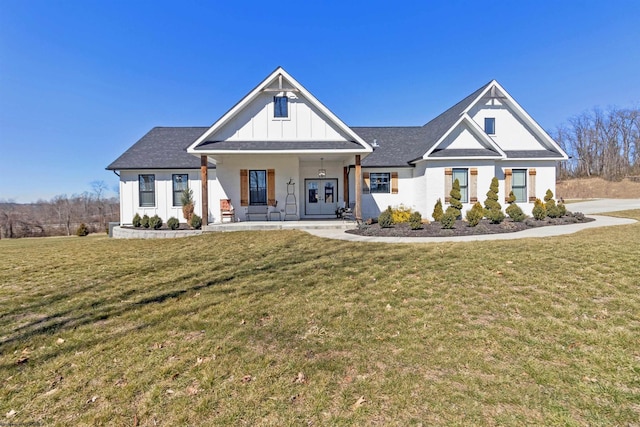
346, 215, 595, 237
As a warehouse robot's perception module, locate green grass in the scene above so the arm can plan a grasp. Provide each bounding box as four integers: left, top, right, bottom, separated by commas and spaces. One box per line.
1, 212, 640, 426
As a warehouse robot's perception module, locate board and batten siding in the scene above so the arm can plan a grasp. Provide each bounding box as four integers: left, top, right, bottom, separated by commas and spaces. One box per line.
212, 92, 352, 142
119, 169, 221, 225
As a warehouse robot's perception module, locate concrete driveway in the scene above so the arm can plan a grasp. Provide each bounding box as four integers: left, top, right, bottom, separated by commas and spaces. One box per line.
564, 198, 640, 214
305, 199, 639, 243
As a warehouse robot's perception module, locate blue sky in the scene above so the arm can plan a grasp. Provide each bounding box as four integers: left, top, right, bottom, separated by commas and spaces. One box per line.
1, 1, 639, 202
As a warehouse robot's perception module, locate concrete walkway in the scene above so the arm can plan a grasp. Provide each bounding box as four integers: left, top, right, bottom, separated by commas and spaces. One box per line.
304, 199, 639, 243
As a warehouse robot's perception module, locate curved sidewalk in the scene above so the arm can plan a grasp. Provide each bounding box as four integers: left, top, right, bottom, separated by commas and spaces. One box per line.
304, 214, 637, 244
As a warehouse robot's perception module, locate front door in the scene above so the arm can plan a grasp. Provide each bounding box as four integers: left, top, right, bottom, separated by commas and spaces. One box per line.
305, 179, 338, 216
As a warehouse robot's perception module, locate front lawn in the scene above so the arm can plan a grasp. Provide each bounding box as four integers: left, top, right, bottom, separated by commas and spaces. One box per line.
1, 211, 639, 426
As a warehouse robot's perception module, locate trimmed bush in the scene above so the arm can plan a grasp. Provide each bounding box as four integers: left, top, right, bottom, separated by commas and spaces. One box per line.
391, 204, 412, 223
378, 207, 393, 228
506, 203, 526, 222
484, 177, 504, 223
132, 213, 142, 228
409, 211, 423, 230
547, 205, 563, 218
532, 198, 547, 220
505, 190, 516, 204
181, 188, 195, 221
449, 179, 463, 218
441, 207, 457, 229
465, 202, 484, 227
432, 198, 444, 222
557, 202, 567, 217
189, 214, 202, 229
76, 223, 89, 236
149, 215, 163, 230
167, 217, 180, 230
486, 207, 506, 224
141, 214, 150, 228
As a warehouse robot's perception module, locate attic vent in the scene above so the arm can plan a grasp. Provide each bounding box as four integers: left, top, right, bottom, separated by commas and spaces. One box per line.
371, 139, 380, 148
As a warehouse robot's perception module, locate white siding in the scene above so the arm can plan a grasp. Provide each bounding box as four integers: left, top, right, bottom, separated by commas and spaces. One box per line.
119, 169, 221, 225
468, 96, 549, 151
213, 92, 350, 142
436, 122, 487, 150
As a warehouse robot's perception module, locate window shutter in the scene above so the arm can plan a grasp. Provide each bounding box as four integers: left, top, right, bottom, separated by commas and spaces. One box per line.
444, 168, 453, 203
469, 168, 478, 202
528, 168, 536, 202
363, 172, 370, 194
504, 169, 512, 203
267, 169, 276, 206
240, 169, 248, 206
391, 172, 398, 194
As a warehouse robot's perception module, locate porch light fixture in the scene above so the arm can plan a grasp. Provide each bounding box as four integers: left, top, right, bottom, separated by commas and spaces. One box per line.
318, 158, 326, 178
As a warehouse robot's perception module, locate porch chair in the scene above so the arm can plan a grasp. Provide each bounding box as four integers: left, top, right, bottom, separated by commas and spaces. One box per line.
340, 202, 356, 221
220, 199, 235, 223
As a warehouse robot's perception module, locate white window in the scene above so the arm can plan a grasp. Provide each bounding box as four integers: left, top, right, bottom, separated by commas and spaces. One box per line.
512, 169, 527, 202
452, 168, 468, 203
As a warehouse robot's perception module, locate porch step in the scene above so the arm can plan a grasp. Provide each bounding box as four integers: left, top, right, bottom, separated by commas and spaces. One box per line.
203, 220, 357, 233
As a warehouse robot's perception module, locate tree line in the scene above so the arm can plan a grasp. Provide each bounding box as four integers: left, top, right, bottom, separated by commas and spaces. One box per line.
553, 106, 640, 180
0, 181, 119, 239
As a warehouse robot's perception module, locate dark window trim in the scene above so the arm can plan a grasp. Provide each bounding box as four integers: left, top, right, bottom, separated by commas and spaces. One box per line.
274, 96, 288, 118
249, 169, 267, 205
484, 117, 496, 135
370, 172, 390, 194
138, 174, 155, 207
172, 174, 188, 207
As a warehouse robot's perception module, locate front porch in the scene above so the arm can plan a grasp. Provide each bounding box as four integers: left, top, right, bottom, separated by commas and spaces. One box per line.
204, 219, 356, 233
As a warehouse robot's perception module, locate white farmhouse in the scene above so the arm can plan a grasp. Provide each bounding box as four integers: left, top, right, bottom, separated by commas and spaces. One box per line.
107, 67, 567, 225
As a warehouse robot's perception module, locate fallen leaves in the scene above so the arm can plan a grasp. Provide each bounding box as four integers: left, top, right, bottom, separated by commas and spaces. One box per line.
352, 395, 366, 410
293, 372, 307, 384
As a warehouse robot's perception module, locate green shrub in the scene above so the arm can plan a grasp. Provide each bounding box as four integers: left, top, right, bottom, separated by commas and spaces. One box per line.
448, 179, 463, 218
547, 205, 562, 218
141, 214, 150, 228
132, 213, 142, 228
505, 190, 516, 204
432, 198, 444, 222
378, 207, 393, 228
76, 223, 89, 236
465, 202, 484, 227
484, 177, 502, 212
181, 188, 195, 221
189, 214, 202, 229
506, 203, 526, 222
486, 207, 506, 224
441, 207, 457, 229
149, 215, 163, 230
557, 202, 567, 217
167, 217, 180, 230
408, 211, 422, 230
391, 204, 412, 223
532, 198, 546, 220
544, 189, 554, 203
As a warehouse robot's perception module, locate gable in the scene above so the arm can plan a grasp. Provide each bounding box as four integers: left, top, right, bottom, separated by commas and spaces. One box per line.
188, 67, 372, 154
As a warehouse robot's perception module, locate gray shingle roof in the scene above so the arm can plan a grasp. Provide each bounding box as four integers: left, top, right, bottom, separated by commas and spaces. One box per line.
352, 82, 494, 167
429, 148, 502, 158
503, 150, 563, 159
194, 140, 365, 151
107, 127, 211, 170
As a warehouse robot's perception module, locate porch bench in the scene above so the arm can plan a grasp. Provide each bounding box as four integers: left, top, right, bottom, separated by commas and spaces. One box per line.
246, 205, 269, 221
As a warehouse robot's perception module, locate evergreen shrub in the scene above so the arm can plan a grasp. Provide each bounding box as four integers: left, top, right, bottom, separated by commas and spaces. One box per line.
167, 217, 180, 230
149, 215, 163, 230
432, 198, 444, 222
449, 179, 463, 218
441, 207, 457, 229
76, 223, 89, 236
141, 214, 150, 228
132, 213, 142, 228
391, 205, 412, 223
532, 199, 547, 220
378, 207, 394, 228
189, 214, 202, 229
409, 211, 423, 230
506, 203, 526, 222
465, 202, 484, 227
